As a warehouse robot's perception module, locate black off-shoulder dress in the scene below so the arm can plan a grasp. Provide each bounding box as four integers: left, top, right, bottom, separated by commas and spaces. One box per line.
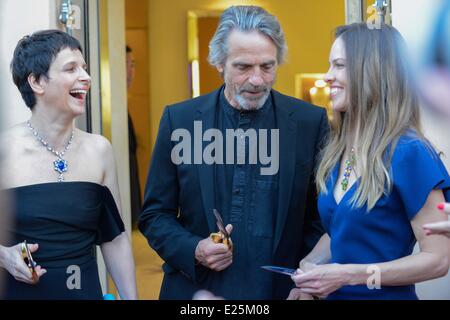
1, 182, 125, 300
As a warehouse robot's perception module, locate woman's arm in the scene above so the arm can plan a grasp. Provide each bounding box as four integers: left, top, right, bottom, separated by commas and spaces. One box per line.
99, 137, 137, 300
299, 233, 331, 270
292, 189, 450, 298
100, 233, 137, 299
345, 189, 450, 286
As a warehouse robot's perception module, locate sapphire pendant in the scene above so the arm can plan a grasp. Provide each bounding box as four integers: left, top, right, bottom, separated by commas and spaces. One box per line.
54, 158, 68, 174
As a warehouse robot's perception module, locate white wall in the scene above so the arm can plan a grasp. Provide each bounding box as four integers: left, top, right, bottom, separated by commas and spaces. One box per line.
105, 0, 131, 236
392, 0, 450, 300
0, 0, 56, 127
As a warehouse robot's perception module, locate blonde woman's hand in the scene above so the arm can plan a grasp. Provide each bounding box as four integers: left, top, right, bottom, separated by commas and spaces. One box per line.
291, 263, 348, 299
299, 260, 317, 272
287, 261, 320, 300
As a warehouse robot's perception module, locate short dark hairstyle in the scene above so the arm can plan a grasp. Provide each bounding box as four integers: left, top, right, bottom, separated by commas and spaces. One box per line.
10, 29, 82, 109
126, 45, 132, 53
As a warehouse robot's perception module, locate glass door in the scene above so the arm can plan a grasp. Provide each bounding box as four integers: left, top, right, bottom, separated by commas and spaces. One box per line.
58, 0, 102, 134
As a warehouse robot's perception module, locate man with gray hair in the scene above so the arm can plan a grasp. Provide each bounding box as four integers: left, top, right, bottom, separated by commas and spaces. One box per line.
139, 5, 328, 299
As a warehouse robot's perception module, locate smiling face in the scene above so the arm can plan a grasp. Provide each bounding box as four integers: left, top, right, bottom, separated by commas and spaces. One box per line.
325, 37, 349, 112
217, 30, 278, 111
35, 48, 91, 116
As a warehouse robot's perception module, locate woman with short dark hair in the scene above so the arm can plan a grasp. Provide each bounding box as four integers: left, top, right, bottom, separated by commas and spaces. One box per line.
0, 30, 137, 299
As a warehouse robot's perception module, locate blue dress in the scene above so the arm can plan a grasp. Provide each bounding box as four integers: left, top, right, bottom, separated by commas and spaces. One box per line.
1, 182, 125, 300
318, 135, 450, 300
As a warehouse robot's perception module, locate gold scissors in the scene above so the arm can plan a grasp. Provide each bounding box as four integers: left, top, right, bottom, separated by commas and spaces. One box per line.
21, 240, 39, 284
210, 209, 233, 250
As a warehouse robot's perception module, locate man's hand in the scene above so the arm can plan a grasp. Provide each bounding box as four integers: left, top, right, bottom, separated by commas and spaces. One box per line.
195, 224, 233, 271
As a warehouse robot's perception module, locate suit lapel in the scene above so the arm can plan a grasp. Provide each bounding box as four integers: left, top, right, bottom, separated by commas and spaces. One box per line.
272, 91, 296, 254
195, 88, 222, 233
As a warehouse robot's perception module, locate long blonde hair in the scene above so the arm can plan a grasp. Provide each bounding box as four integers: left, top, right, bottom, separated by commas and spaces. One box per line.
316, 23, 424, 210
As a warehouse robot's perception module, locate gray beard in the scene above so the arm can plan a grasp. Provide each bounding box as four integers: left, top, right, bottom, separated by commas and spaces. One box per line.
235, 90, 270, 111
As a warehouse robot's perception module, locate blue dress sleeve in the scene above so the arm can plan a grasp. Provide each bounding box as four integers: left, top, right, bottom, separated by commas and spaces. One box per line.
393, 139, 450, 220
96, 186, 126, 245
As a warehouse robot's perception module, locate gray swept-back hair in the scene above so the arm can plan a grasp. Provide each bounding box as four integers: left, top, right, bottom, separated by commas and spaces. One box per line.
208, 6, 287, 67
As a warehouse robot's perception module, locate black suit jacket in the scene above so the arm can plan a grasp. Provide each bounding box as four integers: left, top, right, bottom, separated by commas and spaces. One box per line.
139, 87, 329, 299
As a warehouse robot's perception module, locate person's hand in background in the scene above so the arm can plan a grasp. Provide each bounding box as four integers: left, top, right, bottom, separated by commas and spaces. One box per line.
192, 289, 224, 300
423, 203, 450, 238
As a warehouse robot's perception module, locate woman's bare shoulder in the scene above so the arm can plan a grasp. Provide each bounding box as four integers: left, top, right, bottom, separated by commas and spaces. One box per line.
0, 122, 30, 147
76, 129, 113, 155
1, 122, 28, 138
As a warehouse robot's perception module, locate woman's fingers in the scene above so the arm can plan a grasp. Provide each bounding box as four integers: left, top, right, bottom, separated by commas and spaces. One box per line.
437, 202, 450, 214
13, 261, 34, 283
292, 271, 317, 285
11, 242, 43, 283
27, 243, 39, 253
34, 265, 47, 277
423, 221, 450, 236
423, 204, 450, 237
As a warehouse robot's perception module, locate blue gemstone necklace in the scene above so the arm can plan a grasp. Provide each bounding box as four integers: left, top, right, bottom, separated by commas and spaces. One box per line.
27, 120, 74, 182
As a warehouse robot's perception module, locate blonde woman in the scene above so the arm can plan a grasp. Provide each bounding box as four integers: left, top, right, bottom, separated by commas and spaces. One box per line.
290, 23, 450, 300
